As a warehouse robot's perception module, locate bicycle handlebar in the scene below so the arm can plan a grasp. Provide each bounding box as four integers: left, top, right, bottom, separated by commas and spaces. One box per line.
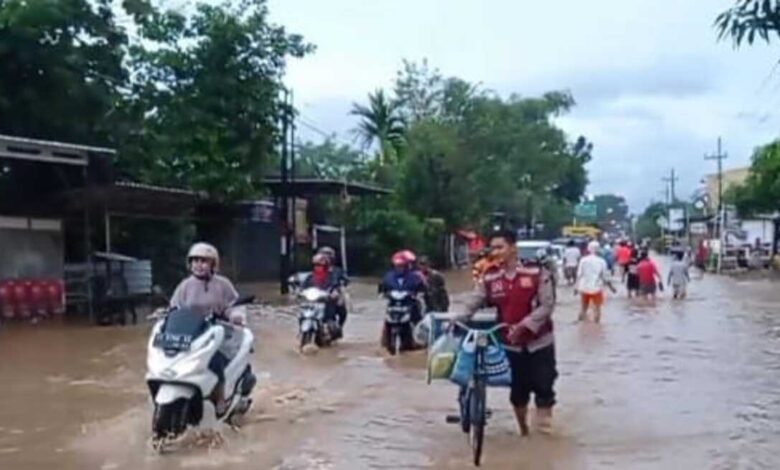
452, 321, 508, 335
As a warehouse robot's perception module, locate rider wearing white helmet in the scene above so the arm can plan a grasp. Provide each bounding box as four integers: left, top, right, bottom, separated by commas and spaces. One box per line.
169, 242, 241, 415
170, 242, 239, 318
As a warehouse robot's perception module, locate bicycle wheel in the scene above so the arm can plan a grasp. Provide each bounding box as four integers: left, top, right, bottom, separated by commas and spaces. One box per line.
470, 375, 486, 465
459, 386, 471, 434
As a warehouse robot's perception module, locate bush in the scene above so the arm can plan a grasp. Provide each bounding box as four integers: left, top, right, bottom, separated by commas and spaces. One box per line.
346, 206, 445, 273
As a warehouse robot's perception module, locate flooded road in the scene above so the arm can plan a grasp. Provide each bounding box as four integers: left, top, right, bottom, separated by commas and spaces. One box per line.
2, 258, 780, 469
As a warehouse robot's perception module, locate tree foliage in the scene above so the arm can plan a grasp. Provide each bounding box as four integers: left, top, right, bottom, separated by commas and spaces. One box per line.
726, 140, 780, 215
393, 73, 592, 233
716, 0, 780, 46
296, 140, 370, 181
121, 0, 312, 199
635, 202, 666, 240
593, 194, 630, 231
0, 0, 129, 143
393, 58, 444, 121
0, 0, 312, 201
350, 89, 405, 166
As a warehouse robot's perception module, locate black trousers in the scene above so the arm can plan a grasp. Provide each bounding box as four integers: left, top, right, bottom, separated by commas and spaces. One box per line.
506, 345, 557, 408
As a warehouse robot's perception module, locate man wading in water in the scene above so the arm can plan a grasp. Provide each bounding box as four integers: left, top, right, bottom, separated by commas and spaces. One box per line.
458, 230, 557, 436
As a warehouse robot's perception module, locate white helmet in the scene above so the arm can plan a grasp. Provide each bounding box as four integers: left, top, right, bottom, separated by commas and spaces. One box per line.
187, 242, 220, 271
317, 246, 337, 262
587, 241, 601, 254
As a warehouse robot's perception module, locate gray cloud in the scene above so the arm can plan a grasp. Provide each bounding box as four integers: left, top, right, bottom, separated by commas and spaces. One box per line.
506, 55, 717, 108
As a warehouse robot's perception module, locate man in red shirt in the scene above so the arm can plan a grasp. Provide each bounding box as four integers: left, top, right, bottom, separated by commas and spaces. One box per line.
461, 229, 556, 436
636, 251, 663, 305
615, 240, 633, 279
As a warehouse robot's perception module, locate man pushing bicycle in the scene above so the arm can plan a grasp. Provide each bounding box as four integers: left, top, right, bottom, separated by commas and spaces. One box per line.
458, 229, 557, 436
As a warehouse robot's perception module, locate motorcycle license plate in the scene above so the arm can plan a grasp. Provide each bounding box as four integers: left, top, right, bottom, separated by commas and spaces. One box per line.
153, 332, 193, 351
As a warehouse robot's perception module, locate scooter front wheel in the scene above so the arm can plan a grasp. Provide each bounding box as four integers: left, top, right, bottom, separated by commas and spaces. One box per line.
152, 398, 190, 443
300, 331, 315, 349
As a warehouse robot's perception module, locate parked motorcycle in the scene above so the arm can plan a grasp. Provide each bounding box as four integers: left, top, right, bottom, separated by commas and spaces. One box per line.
145, 296, 256, 449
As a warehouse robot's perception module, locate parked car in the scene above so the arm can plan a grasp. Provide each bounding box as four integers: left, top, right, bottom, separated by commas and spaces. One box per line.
516, 240, 553, 267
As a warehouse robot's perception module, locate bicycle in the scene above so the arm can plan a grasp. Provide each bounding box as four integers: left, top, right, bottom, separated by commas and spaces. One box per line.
444, 321, 508, 467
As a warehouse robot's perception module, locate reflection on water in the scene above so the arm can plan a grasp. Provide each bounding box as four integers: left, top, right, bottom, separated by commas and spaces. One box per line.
1, 265, 780, 469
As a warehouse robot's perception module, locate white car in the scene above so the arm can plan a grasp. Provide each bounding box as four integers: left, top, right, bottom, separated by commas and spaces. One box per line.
515, 240, 552, 265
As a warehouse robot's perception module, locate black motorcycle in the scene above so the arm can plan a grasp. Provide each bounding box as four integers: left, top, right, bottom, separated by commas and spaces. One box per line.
383, 290, 418, 355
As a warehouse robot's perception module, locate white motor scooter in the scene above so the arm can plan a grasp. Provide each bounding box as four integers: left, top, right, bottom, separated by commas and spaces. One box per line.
296, 286, 341, 351
146, 296, 256, 449
289, 273, 345, 352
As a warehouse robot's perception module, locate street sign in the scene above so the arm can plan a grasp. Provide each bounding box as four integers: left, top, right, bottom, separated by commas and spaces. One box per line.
668, 208, 684, 231
690, 222, 708, 235
574, 203, 597, 220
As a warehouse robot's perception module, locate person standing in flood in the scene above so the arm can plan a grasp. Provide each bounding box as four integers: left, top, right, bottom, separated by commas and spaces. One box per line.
575, 241, 615, 323
637, 251, 663, 305
461, 229, 557, 436
418, 256, 450, 313
668, 251, 690, 300
625, 248, 640, 298
615, 240, 632, 279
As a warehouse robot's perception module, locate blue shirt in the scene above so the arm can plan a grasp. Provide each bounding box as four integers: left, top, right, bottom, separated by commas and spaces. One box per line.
380, 270, 425, 294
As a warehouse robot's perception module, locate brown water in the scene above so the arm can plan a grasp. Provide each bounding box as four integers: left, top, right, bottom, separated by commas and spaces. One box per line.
2, 260, 780, 469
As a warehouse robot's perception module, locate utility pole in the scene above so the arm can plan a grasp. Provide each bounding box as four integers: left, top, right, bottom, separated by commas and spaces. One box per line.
705, 137, 728, 273
662, 168, 679, 246
662, 168, 678, 204
705, 137, 727, 217
289, 90, 297, 284
279, 89, 291, 294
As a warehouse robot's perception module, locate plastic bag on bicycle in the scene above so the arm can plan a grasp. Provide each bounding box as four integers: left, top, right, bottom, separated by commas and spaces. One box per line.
449, 331, 477, 387
428, 332, 460, 382
449, 331, 512, 388
483, 335, 512, 387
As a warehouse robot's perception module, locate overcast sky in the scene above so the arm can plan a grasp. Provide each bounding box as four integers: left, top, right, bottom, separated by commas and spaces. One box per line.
266, 0, 780, 212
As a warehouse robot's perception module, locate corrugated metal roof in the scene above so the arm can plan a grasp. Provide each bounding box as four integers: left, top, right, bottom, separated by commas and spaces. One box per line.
0, 134, 116, 155
262, 177, 391, 196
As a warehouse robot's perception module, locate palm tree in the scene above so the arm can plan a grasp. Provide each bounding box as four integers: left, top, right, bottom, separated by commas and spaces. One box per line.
350, 89, 405, 165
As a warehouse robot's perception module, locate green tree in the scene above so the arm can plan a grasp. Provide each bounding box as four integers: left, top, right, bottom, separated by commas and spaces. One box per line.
393, 58, 443, 122
0, 0, 129, 144
296, 139, 370, 181
593, 194, 630, 231
635, 202, 666, 240
393, 80, 588, 234
726, 140, 780, 215
440, 77, 482, 123
716, 0, 780, 46
554, 136, 593, 203
398, 119, 473, 228
350, 89, 406, 166
121, 0, 312, 200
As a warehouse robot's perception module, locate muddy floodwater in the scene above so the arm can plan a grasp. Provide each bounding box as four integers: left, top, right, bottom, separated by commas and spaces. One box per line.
2, 258, 780, 469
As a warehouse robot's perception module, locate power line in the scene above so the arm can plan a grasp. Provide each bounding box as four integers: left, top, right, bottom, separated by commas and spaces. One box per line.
297, 115, 357, 149
737, 60, 780, 125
